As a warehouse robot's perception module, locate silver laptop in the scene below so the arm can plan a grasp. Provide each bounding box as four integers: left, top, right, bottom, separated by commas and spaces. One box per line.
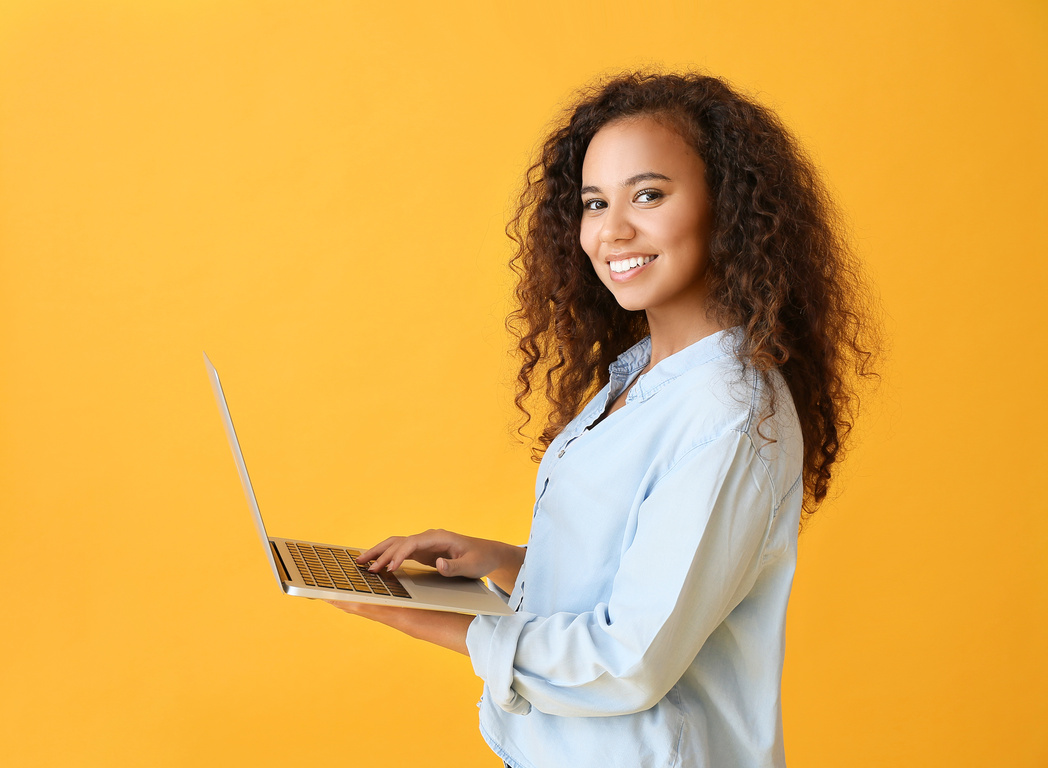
205, 353, 512, 616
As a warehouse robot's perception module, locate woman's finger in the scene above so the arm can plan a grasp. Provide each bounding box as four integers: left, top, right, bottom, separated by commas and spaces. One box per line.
356, 536, 401, 564
366, 539, 413, 572
366, 530, 444, 572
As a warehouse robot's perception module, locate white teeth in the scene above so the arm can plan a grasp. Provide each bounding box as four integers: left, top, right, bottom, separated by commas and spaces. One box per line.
610, 255, 655, 273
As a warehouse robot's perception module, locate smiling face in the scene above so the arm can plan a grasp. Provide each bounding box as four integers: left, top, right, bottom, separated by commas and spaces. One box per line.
580, 116, 714, 325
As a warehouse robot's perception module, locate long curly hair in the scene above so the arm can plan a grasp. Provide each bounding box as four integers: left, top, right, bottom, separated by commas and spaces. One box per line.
507, 71, 877, 517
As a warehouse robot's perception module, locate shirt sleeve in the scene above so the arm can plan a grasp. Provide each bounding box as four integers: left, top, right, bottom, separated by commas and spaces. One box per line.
466, 428, 776, 717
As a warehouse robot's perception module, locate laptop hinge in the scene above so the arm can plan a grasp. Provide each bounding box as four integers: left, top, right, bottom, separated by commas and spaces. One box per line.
270, 541, 292, 583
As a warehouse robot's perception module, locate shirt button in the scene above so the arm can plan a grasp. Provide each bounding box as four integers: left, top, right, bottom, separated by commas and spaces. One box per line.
557, 449, 565, 458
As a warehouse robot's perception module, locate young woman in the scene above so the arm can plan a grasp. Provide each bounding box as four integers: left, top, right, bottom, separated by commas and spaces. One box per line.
327, 72, 874, 768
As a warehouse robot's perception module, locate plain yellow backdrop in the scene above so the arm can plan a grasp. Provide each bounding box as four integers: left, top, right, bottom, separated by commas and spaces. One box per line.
1, 1, 1046, 765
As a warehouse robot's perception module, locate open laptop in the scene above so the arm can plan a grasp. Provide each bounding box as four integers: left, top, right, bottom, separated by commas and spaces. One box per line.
204, 353, 512, 616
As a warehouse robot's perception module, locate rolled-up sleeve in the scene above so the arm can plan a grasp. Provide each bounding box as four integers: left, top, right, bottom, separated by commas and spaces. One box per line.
466, 429, 775, 717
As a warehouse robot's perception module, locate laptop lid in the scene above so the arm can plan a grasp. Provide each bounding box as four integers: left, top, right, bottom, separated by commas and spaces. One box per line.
204, 353, 285, 589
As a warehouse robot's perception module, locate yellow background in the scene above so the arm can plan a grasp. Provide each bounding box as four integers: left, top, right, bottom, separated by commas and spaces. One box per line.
2, 1, 1046, 765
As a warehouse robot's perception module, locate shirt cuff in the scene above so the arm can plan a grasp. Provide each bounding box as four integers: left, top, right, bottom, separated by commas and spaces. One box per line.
467, 614, 533, 715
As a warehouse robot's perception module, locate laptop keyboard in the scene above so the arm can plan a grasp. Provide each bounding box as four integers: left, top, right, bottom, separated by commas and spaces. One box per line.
284, 542, 412, 598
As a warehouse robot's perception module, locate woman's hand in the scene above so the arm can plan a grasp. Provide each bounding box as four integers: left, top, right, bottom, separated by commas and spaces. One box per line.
357, 529, 524, 594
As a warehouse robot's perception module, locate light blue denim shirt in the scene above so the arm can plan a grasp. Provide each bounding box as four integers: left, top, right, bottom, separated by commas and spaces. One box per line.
466, 329, 803, 768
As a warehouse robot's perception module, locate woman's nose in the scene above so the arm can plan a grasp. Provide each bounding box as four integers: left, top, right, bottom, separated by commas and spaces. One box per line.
599, 204, 635, 243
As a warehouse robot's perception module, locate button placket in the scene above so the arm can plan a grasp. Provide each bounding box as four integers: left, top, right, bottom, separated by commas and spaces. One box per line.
557, 431, 584, 458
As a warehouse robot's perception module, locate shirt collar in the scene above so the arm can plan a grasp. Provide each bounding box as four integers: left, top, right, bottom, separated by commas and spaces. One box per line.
611, 327, 742, 404
564, 327, 743, 438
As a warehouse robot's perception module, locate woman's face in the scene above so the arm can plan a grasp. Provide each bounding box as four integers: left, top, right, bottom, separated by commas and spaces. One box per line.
579, 116, 713, 321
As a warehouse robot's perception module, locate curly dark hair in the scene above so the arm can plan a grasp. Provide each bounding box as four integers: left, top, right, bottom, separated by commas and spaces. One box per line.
507, 71, 877, 517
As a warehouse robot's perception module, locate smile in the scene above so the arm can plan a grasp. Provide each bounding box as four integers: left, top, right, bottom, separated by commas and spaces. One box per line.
609, 255, 657, 274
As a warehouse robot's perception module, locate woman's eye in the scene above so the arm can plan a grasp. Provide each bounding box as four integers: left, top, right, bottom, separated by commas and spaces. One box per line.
582, 199, 606, 211
635, 189, 663, 203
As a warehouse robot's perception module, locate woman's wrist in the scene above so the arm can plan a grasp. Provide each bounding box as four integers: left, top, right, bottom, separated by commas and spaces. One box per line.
486, 540, 526, 594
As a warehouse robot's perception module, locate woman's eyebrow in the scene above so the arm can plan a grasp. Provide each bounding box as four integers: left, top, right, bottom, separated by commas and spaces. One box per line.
580, 172, 673, 196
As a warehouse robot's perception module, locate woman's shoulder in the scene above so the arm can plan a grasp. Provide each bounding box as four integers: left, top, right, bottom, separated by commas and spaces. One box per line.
646, 343, 801, 473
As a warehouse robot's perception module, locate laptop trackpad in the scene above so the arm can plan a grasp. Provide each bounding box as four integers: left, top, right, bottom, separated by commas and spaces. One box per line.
403, 569, 489, 595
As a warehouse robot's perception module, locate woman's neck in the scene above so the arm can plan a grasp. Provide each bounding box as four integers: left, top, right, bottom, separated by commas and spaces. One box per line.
645, 309, 724, 368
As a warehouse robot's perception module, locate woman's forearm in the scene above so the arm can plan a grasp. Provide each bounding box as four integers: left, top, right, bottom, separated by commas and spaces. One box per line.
324, 601, 474, 655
